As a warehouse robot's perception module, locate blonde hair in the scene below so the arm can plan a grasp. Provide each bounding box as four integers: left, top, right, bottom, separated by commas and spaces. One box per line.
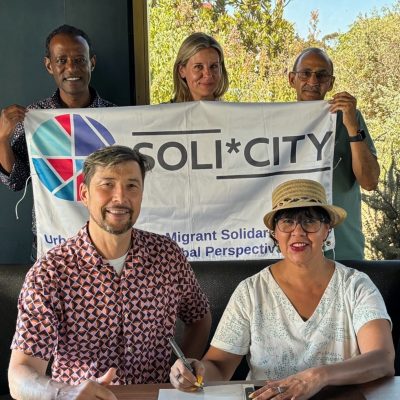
172, 32, 229, 102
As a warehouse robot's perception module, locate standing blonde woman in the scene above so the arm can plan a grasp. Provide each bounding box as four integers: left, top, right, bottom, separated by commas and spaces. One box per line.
171, 32, 229, 102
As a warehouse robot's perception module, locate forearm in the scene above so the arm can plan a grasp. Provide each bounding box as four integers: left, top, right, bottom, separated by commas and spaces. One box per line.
9, 363, 117, 400
350, 143, 380, 190
0, 105, 25, 173
200, 346, 243, 381
0, 139, 16, 174
319, 349, 394, 387
200, 358, 232, 381
169, 348, 239, 391
9, 364, 60, 400
180, 311, 211, 359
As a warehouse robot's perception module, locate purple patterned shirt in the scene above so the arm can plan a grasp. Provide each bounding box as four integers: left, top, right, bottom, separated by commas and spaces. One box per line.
12, 224, 210, 385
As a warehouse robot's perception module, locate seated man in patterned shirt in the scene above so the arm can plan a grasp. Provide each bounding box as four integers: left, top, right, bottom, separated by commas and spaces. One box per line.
8, 145, 211, 400
0, 24, 115, 260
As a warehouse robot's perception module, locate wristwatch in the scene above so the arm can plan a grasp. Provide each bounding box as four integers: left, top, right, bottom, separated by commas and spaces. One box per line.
349, 129, 366, 142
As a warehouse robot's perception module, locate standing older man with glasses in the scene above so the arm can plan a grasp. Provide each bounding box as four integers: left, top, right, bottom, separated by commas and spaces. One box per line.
288, 47, 380, 260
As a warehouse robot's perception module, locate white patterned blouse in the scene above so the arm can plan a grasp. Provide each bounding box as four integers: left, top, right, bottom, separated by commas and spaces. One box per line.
211, 262, 391, 380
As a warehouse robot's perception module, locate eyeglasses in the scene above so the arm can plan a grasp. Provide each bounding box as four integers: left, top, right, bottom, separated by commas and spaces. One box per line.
292, 70, 333, 83
275, 218, 326, 233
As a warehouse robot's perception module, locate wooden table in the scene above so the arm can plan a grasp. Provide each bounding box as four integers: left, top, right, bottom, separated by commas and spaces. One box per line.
109, 377, 400, 399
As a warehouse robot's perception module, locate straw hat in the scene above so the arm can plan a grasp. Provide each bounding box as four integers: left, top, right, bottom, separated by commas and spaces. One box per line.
263, 179, 347, 229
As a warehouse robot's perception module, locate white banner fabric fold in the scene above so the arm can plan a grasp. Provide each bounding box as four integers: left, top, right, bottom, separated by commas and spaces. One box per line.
25, 100, 336, 261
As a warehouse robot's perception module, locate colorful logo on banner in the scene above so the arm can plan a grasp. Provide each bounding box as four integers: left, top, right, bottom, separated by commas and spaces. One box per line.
30, 114, 115, 201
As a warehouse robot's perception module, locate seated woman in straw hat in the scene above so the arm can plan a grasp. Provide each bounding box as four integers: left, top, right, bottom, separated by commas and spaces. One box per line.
170, 179, 394, 399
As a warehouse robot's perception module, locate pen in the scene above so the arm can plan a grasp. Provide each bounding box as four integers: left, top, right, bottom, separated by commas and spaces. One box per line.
169, 337, 194, 374
169, 337, 204, 388
169, 337, 204, 389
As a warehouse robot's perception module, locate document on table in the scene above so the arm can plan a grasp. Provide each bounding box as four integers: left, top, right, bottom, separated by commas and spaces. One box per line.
158, 384, 254, 399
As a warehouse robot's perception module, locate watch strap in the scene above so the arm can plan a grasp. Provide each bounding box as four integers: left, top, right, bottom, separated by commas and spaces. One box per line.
349, 129, 366, 142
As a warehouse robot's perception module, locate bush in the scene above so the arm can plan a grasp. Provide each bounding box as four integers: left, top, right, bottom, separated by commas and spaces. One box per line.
363, 151, 400, 260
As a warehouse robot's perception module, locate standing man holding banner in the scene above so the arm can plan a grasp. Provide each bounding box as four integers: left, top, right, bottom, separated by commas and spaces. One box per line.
289, 47, 380, 260
8, 145, 211, 399
0, 24, 115, 260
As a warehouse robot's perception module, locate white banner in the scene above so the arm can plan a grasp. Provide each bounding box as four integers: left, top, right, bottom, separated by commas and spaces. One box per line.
25, 101, 336, 260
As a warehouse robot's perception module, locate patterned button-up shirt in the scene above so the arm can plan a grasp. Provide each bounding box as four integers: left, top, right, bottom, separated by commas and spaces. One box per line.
0, 88, 115, 235
12, 224, 210, 385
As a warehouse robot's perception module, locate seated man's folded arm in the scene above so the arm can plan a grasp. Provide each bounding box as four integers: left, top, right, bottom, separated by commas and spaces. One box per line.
8, 350, 118, 400
9, 350, 53, 400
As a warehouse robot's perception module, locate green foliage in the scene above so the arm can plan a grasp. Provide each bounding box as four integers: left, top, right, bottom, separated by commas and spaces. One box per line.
149, 0, 297, 103
149, 0, 400, 259
329, 2, 400, 258
149, 0, 216, 104
331, 3, 400, 164
363, 150, 400, 260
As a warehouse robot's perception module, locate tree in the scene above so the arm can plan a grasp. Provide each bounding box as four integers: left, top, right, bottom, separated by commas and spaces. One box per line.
149, 0, 216, 104
363, 149, 400, 260
330, 2, 400, 258
149, 0, 299, 103
331, 2, 400, 163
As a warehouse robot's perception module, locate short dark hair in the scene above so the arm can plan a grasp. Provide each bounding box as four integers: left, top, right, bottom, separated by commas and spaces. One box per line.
83, 145, 152, 186
269, 206, 331, 245
272, 206, 331, 229
45, 24, 93, 58
292, 47, 334, 75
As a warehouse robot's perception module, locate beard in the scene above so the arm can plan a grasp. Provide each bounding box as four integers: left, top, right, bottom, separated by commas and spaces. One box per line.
91, 206, 134, 235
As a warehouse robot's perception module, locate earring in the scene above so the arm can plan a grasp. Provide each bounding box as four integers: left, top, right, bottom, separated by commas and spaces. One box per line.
269, 230, 280, 254
322, 240, 332, 252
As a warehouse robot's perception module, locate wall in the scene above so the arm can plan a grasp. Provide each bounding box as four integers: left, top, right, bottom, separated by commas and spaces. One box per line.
0, 0, 136, 263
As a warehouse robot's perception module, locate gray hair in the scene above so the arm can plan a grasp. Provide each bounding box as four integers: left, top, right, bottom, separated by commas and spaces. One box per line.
292, 47, 334, 75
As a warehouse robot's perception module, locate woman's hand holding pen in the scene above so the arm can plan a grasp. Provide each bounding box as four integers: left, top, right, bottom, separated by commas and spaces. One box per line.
170, 358, 205, 392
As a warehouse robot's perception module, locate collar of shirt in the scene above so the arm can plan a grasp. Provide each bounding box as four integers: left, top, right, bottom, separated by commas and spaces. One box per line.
49, 87, 104, 108
74, 224, 142, 272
